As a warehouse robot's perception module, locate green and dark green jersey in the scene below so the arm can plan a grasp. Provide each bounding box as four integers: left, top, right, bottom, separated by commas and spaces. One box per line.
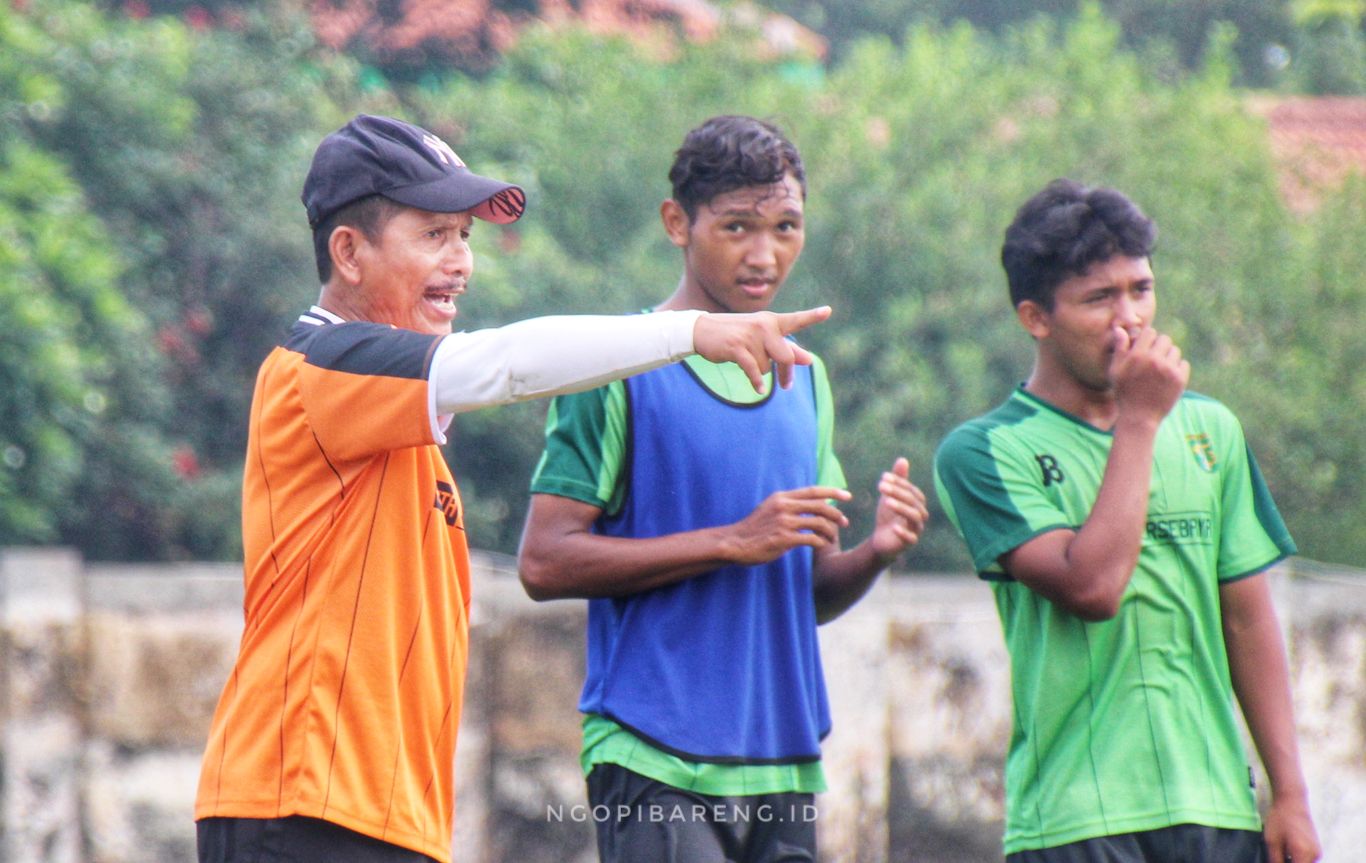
530, 353, 845, 796
933, 386, 1295, 854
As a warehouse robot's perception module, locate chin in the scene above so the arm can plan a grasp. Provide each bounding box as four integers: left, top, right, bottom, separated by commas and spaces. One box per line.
413, 315, 455, 337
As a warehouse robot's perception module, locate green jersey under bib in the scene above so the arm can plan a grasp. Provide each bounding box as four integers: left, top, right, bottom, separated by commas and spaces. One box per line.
934, 386, 1294, 854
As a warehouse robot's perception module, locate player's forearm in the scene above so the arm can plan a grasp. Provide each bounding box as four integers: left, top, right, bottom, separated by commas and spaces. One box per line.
1052, 417, 1158, 619
1222, 577, 1312, 801
432, 311, 702, 414
518, 525, 738, 601
812, 540, 890, 624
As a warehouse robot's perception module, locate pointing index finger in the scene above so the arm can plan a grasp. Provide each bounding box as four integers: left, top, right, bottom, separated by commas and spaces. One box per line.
776, 306, 832, 337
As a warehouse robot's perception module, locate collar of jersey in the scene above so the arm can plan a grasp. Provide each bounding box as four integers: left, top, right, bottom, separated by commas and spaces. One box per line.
1012, 385, 1116, 437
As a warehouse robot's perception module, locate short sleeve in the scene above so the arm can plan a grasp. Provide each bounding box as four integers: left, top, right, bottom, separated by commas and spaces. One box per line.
1213, 411, 1296, 581
934, 425, 1072, 577
810, 356, 848, 491
530, 381, 628, 514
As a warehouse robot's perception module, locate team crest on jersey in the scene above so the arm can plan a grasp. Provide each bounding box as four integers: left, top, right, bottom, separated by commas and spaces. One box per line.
1187, 433, 1217, 473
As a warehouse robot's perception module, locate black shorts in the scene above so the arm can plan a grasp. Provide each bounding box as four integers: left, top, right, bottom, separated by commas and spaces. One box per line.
586, 763, 818, 863
1005, 823, 1267, 863
197, 816, 439, 863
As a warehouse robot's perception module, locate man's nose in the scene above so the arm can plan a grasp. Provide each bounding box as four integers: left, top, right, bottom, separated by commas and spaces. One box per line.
441, 241, 472, 276
744, 233, 777, 268
1113, 294, 1144, 331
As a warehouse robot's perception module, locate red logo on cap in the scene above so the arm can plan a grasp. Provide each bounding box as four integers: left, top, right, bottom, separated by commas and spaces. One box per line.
422, 133, 465, 168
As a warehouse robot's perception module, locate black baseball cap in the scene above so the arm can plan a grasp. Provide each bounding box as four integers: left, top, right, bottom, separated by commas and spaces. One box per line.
302, 114, 527, 228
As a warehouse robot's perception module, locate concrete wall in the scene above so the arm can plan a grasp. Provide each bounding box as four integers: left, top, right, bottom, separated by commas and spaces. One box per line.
0, 547, 1362, 862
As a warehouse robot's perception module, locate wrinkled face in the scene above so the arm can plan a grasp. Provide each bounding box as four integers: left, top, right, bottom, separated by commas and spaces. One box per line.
672, 173, 805, 314
352, 208, 475, 336
1025, 255, 1156, 391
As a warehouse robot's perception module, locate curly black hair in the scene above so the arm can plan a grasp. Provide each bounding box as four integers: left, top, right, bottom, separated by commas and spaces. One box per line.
668, 115, 806, 221
1001, 178, 1157, 309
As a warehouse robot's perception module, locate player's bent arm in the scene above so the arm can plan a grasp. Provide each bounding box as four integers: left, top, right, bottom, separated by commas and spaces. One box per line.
811, 541, 884, 625
517, 494, 761, 600
1220, 574, 1321, 862
517, 486, 850, 601
1001, 415, 1161, 621
813, 459, 930, 624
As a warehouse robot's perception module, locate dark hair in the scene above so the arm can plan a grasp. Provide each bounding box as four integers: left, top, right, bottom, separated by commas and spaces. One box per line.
668, 115, 806, 221
1000, 178, 1157, 309
312, 194, 405, 283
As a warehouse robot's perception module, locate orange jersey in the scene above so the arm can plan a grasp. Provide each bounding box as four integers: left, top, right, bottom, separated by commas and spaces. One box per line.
197, 309, 471, 862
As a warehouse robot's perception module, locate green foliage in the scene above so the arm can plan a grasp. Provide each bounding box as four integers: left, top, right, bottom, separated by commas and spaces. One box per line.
764, 9, 1300, 567
7, 0, 1364, 571
1230, 177, 1366, 565
766, 0, 1312, 91
395, 9, 1363, 571
1290, 13, 1366, 94
3, 0, 348, 559
0, 111, 173, 550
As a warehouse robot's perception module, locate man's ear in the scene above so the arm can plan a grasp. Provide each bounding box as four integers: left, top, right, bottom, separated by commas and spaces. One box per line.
328, 225, 366, 286
660, 199, 691, 249
1016, 300, 1050, 339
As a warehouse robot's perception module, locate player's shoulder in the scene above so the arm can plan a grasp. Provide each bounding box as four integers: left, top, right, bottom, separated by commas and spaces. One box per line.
284, 312, 438, 380
284, 310, 388, 353
935, 394, 1033, 472
1176, 390, 1241, 425
939, 390, 1054, 486
941, 391, 1038, 445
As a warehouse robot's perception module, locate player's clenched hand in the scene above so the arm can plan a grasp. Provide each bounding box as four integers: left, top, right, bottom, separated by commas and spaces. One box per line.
870, 457, 930, 561
722, 486, 851, 565
693, 306, 832, 393
1263, 793, 1321, 863
1110, 325, 1190, 426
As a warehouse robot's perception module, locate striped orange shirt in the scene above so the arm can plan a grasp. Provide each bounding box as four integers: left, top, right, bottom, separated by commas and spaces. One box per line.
196, 309, 470, 862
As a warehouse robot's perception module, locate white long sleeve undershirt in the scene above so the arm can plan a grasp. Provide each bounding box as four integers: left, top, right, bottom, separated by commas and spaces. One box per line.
429, 310, 703, 416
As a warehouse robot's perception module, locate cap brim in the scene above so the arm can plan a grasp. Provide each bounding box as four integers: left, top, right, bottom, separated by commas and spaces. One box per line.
384, 171, 526, 224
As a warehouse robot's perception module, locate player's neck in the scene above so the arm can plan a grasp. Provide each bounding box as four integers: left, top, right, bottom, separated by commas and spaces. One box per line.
1024, 368, 1119, 430
656, 278, 708, 313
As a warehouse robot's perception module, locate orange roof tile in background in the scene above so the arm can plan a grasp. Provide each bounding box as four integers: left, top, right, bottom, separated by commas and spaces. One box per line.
309, 0, 824, 70
1251, 95, 1366, 213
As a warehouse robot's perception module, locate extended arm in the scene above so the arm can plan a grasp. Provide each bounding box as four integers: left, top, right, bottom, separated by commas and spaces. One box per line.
1003, 327, 1189, 620
1220, 574, 1321, 863
433, 306, 831, 414
812, 457, 929, 623
517, 487, 850, 601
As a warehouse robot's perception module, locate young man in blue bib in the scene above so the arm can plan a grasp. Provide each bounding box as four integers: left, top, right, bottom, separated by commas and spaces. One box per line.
934, 178, 1320, 863
516, 115, 930, 863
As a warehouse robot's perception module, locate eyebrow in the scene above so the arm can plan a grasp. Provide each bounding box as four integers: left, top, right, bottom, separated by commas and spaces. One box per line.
717, 204, 804, 219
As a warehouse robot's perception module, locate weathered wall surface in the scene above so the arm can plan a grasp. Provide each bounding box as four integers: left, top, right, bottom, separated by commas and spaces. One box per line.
0, 547, 1362, 862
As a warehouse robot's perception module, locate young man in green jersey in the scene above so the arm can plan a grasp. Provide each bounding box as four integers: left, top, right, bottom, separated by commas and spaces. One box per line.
933, 178, 1320, 863
516, 115, 930, 863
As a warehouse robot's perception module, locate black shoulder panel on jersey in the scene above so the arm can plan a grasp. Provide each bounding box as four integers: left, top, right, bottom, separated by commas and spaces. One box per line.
286, 319, 441, 381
